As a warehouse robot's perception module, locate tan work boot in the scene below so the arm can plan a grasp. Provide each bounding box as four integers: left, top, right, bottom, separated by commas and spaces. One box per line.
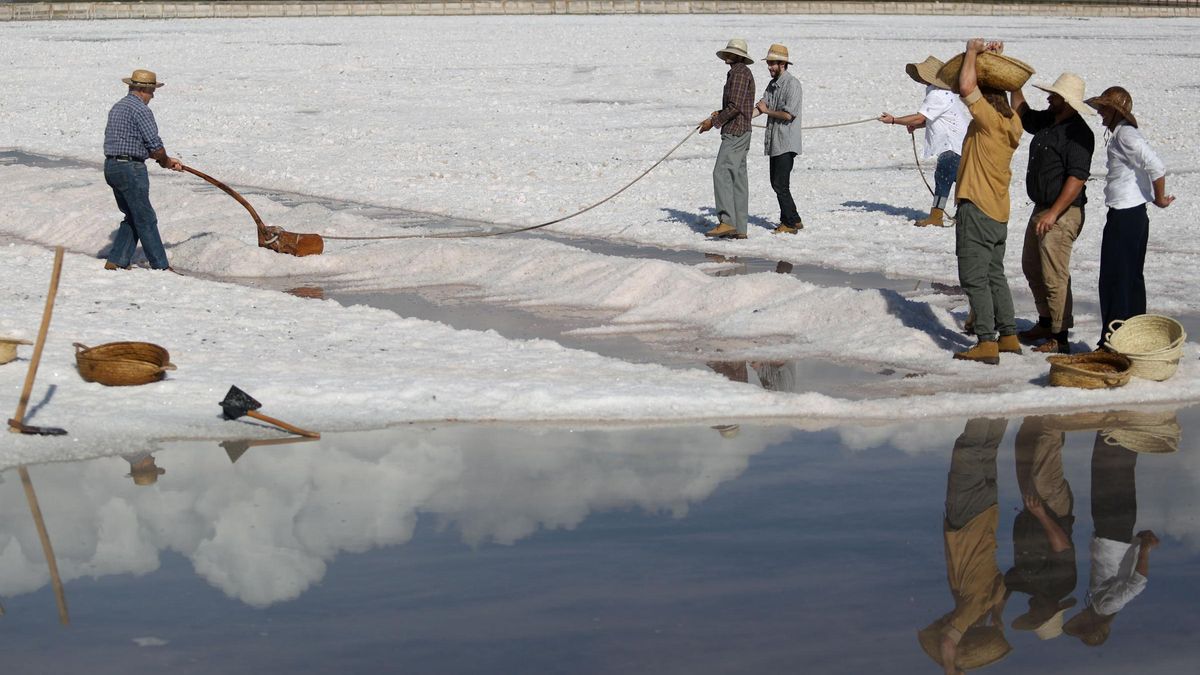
1033, 338, 1070, 355
706, 223, 738, 239
103, 261, 128, 271
954, 340, 1000, 365
998, 334, 1023, 354
914, 208, 945, 228
772, 223, 799, 235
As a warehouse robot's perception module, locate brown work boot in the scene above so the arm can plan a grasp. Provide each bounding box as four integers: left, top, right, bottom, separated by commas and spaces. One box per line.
1033, 339, 1071, 355
914, 208, 945, 228
103, 261, 128, 271
706, 223, 738, 239
772, 223, 799, 235
998, 334, 1023, 354
954, 340, 1000, 365
1018, 322, 1053, 344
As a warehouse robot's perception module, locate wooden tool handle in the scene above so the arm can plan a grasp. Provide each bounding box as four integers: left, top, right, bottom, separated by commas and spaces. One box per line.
10, 247, 64, 433
19, 467, 69, 625
181, 164, 269, 242
246, 410, 321, 439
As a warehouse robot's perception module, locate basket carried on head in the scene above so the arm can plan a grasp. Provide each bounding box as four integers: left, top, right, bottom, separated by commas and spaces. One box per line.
937, 52, 1035, 92
1047, 352, 1131, 389
74, 342, 176, 386
1104, 314, 1186, 381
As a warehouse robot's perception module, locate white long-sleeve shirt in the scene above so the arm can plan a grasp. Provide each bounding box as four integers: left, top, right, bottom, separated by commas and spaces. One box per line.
1103, 121, 1166, 209
1087, 536, 1148, 616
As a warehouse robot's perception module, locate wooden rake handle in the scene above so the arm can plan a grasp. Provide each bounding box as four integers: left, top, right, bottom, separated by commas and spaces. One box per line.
180, 164, 270, 243
9, 247, 64, 433
245, 410, 320, 439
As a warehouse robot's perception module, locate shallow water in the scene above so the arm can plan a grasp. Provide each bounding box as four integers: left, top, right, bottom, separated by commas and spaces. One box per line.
2, 407, 1198, 673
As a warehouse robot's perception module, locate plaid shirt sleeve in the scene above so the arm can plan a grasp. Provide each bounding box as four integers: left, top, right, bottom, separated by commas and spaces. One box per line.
715, 64, 755, 136
103, 94, 164, 159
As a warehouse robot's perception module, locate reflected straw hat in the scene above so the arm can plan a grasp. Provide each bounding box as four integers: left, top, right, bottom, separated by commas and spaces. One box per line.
1012, 597, 1077, 640
1085, 85, 1139, 128
122, 69, 165, 89
906, 56, 951, 90
717, 38, 754, 65
764, 43, 792, 65
1033, 72, 1091, 117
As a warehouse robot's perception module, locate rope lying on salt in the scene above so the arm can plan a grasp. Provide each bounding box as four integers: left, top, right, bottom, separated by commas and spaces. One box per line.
322, 116, 880, 241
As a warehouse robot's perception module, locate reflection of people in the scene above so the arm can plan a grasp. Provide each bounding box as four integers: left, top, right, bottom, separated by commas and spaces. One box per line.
878, 56, 969, 228
950, 40, 1024, 365
751, 360, 797, 393
699, 39, 755, 240
1062, 432, 1159, 646
919, 418, 1012, 673
755, 43, 805, 235
123, 452, 165, 486
1011, 73, 1096, 354
1083, 86, 1175, 348
1006, 417, 1077, 641
103, 68, 184, 272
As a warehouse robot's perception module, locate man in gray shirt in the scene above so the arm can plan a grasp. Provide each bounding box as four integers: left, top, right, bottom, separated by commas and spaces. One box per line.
755, 44, 804, 234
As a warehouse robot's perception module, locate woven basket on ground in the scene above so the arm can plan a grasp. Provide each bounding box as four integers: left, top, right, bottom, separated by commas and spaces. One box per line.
1105, 314, 1186, 381
936, 52, 1035, 92
74, 341, 176, 386
1047, 352, 1132, 389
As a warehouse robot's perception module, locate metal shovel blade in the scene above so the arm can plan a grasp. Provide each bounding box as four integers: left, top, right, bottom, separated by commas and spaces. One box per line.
8, 418, 67, 436
220, 385, 262, 420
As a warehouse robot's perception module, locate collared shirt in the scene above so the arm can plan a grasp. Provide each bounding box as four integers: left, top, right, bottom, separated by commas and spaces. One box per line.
762, 70, 802, 156
1103, 121, 1166, 209
1021, 106, 1094, 208
715, 63, 754, 137
103, 93, 164, 160
955, 88, 1024, 223
1087, 536, 1148, 616
918, 85, 969, 159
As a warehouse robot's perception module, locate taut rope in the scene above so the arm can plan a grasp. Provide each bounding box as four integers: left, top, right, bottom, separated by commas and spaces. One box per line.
911, 133, 934, 196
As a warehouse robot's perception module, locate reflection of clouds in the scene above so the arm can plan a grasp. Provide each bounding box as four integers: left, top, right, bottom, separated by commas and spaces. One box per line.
0, 425, 783, 608
837, 418, 967, 455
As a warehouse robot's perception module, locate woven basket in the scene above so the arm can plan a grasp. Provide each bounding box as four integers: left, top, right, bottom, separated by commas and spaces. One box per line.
74, 341, 176, 386
1105, 314, 1186, 381
1047, 352, 1131, 389
937, 52, 1035, 92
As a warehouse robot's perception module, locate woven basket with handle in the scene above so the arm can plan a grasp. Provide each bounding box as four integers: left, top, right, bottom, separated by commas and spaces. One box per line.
74, 341, 176, 386
1105, 314, 1185, 381
936, 52, 1035, 92
1047, 352, 1131, 389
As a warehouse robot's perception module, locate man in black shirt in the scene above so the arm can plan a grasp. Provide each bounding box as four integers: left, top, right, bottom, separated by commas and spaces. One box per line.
1012, 73, 1095, 354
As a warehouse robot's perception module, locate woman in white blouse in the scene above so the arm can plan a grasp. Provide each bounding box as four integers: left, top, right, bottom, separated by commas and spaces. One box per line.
1084, 87, 1176, 348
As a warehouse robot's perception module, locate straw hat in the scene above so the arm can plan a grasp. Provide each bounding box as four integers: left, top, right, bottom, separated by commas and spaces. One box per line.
1032, 72, 1091, 118
906, 56, 951, 90
1012, 597, 1076, 640
127, 456, 166, 486
717, 38, 754, 65
1085, 85, 1139, 128
711, 424, 740, 439
122, 69, 165, 89
918, 624, 1012, 670
1062, 607, 1115, 647
0, 337, 32, 365
764, 43, 792, 65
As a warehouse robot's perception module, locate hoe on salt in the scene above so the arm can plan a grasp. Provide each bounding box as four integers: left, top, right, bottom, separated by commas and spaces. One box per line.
8, 246, 67, 436
220, 385, 320, 439
182, 164, 324, 257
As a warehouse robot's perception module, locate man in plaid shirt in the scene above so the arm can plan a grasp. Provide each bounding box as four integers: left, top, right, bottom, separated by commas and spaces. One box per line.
102, 68, 183, 271
699, 39, 755, 239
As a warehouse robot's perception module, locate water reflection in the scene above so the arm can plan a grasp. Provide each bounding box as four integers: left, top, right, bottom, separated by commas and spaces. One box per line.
921, 410, 1183, 670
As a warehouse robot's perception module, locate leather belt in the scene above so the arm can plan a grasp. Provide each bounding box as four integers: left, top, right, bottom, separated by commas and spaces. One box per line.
105, 154, 144, 162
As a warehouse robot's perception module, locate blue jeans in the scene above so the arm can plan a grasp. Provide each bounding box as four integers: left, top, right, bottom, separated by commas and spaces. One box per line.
105, 158, 168, 269
933, 150, 961, 205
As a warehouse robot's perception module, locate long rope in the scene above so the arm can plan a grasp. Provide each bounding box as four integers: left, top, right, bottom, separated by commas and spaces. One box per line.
324, 115, 880, 241
911, 133, 934, 196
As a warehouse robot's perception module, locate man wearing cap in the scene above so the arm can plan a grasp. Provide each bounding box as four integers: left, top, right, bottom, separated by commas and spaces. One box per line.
699, 39, 755, 240
950, 39, 1024, 365
1085, 86, 1175, 348
1011, 74, 1095, 354
103, 68, 184, 272
879, 56, 969, 228
754, 44, 804, 235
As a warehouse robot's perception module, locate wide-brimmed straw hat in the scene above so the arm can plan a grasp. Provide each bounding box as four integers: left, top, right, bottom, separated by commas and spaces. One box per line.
1033, 72, 1090, 118
1012, 597, 1077, 640
906, 56, 951, 90
1063, 607, 1115, 647
717, 38, 754, 65
1085, 85, 1139, 128
764, 43, 792, 65
122, 69, 165, 89
1, 336, 33, 365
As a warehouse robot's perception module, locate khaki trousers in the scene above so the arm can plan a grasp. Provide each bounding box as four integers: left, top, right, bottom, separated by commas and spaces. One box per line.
1021, 205, 1084, 333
